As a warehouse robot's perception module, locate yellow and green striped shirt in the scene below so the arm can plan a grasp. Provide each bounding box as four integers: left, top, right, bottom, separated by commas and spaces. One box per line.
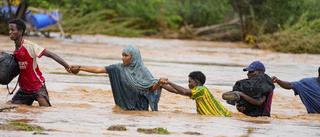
190, 86, 230, 117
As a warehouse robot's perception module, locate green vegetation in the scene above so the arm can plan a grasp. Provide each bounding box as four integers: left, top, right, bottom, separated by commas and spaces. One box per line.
227, 0, 320, 54
1, 0, 319, 54
26, 0, 233, 37
256, 13, 320, 54
1, 122, 44, 131
137, 127, 170, 134
228, 0, 308, 35
107, 125, 127, 131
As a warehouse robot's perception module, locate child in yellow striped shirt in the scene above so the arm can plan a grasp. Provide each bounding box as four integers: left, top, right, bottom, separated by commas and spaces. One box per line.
160, 71, 230, 117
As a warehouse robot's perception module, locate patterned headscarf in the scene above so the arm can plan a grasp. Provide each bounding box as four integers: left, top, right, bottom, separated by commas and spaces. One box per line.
120, 45, 156, 91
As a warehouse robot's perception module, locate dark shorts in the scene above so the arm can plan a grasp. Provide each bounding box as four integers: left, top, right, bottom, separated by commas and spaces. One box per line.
11, 85, 51, 106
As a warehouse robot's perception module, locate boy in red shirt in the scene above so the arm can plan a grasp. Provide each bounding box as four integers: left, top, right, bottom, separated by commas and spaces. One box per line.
9, 19, 71, 106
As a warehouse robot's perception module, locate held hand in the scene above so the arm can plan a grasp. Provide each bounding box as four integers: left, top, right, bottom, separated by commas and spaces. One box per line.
271, 76, 279, 83
236, 103, 246, 112
158, 77, 168, 85
65, 67, 72, 73
70, 65, 81, 75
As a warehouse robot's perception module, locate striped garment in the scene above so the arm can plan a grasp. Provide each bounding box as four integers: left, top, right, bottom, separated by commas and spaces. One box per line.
190, 86, 231, 117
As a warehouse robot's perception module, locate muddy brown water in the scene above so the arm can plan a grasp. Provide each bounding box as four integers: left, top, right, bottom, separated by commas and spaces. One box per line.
0, 34, 320, 137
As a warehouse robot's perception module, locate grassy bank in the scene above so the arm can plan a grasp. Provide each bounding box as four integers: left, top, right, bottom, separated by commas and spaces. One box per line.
255, 14, 320, 54
2, 0, 320, 54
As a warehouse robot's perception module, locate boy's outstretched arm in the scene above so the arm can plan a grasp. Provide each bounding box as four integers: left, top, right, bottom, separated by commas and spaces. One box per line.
43, 50, 70, 72
161, 84, 180, 94
162, 80, 192, 96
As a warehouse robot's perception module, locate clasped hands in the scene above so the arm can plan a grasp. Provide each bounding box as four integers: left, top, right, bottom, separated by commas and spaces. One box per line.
158, 77, 169, 85
65, 65, 81, 75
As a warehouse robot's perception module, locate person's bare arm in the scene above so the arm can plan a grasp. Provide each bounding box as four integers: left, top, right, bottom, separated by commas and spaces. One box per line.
236, 103, 246, 112
161, 84, 180, 94
149, 83, 160, 92
235, 91, 266, 105
272, 76, 293, 89
149, 78, 167, 91
165, 80, 192, 96
43, 50, 70, 72
71, 65, 107, 74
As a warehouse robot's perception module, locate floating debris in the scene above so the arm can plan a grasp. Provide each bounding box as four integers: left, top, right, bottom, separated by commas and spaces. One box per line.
137, 127, 170, 135
33, 131, 49, 135
0, 122, 44, 131
0, 106, 18, 112
107, 125, 127, 131
241, 127, 254, 137
183, 131, 203, 135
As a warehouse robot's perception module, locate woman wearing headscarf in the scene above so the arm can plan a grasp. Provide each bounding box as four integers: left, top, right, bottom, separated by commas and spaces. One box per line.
70, 45, 163, 111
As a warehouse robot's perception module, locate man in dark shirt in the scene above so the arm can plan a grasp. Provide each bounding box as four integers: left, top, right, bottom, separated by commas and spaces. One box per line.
223, 61, 274, 117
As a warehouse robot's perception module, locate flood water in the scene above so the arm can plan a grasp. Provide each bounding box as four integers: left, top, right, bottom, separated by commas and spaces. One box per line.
0, 34, 320, 137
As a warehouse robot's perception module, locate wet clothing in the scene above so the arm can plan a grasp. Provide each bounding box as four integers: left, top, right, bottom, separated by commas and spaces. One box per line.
233, 74, 274, 117
13, 38, 46, 91
258, 91, 273, 117
291, 77, 320, 113
11, 84, 51, 106
244, 91, 273, 117
105, 64, 161, 111
190, 86, 230, 117
11, 39, 48, 106
0, 51, 20, 85
104, 45, 161, 111
120, 46, 156, 91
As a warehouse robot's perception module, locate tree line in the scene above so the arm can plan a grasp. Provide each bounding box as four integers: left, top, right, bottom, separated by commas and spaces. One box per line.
1, 0, 320, 53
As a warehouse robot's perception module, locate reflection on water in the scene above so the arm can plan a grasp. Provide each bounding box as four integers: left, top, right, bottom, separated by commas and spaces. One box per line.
0, 35, 320, 137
